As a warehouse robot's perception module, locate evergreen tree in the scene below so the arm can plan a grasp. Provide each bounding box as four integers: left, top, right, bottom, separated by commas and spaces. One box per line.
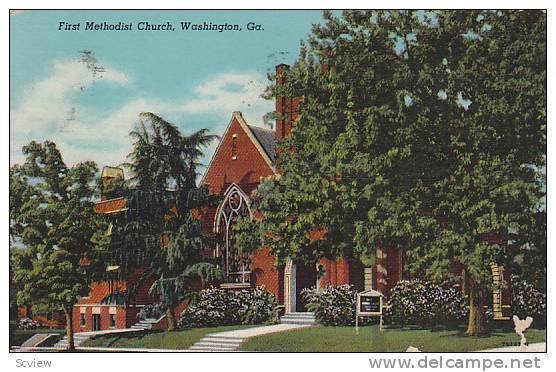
105, 113, 220, 331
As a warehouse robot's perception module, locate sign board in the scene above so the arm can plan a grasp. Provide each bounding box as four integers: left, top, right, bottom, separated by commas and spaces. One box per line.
358, 294, 382, 315
356, 289, 383, 316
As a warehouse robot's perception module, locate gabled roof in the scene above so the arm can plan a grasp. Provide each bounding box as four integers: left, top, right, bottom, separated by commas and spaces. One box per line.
200, 112, 276, 185
248, 125, 276, 162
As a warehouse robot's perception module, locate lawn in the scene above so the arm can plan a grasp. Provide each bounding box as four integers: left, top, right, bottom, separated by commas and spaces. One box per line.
240, 325, 546, 352
82, 324, 256, 350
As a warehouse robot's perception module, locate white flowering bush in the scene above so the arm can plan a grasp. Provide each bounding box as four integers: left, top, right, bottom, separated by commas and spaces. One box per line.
178, 286, 278, 328
137, 303, 166, 320
237, 286, 280, 324
511, 275, 546, 328
17, 317, 44, 330
302, 284, 373, 326
385, 280, 468, 328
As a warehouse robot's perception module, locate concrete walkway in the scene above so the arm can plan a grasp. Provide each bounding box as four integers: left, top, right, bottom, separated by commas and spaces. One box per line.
71, 328, 145, 337
478, 342, 546, 352
14, 323, 311, 352
187, 323, 311, 352
53, 327, 144, 349
20, 333, 59, 347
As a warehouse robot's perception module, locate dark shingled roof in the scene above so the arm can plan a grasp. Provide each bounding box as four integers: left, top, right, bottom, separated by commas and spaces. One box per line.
248, 125, 276, 163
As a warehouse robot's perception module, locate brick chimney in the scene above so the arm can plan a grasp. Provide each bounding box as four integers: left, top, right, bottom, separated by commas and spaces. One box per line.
275, 64, 301, 142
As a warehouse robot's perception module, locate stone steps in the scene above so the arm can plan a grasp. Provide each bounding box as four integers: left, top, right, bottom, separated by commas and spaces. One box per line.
53, 334, 91, 349
187, 334, 245, 352
131, 318, 160, 330
279, 312, 316, 325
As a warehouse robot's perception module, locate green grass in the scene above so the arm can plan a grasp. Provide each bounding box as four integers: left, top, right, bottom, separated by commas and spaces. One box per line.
240, 325, 546, 352
82, 325, 257, 350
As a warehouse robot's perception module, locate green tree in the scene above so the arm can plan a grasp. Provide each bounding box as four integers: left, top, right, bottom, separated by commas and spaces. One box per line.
10, 141, 106, 349
105, 113, 220, 331
239, 10, 545, 336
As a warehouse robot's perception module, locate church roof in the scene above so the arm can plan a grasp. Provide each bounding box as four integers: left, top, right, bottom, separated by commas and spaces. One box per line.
248, 125, 276, 163
199, 112, 277, 187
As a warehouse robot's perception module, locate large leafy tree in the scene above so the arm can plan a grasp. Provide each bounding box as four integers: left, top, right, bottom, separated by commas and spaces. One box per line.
105, 113, 220, 331
10, 141, 106, 349
240, 10, 545, 336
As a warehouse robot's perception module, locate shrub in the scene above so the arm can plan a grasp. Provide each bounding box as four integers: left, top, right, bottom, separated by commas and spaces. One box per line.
178, 286, 278, 328
236, 286, 280, 324
511, 275, 546, 328
385, 280, 468, 328
301, 284, 373, 326
137, 303, 166, 320
17, 317, 44, 330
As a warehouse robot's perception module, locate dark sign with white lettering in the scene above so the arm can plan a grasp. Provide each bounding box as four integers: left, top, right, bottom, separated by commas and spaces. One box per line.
358, 295, 381, 315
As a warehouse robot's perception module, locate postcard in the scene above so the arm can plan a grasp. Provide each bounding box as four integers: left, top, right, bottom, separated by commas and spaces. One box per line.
7, 6, 548, 369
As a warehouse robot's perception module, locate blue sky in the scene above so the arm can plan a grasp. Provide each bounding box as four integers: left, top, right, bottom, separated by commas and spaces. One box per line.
10, 10, 325, 170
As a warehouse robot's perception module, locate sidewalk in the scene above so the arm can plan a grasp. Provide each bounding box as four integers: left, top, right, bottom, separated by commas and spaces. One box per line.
72, 328, 144, 337
207, 323, 310, 339
187, 323, 311, 352
14, 323, 311, 352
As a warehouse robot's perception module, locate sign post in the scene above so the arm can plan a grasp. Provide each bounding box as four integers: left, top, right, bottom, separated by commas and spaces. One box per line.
355, 289, 384, 335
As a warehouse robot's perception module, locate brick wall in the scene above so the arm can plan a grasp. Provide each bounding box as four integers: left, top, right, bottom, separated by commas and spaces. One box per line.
202, 114, 274, 196
251, 247, 282, 302
275, 64, 301, 142
318, 257, 353, 288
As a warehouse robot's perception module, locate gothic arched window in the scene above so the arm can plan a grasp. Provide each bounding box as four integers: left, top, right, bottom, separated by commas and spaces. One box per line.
214, 184, 252, 284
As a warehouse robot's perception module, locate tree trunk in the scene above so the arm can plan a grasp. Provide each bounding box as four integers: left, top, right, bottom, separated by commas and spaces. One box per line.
26, 305, 33, 319
466, 278, 486, 336
166, 306, 176, 331
461, 268, 468, 297
63, 306, 75, 350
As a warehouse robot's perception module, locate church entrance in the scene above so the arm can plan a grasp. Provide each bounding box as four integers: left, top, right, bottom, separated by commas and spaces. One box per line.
295, 261, 317, 312
284, 259, 317, 313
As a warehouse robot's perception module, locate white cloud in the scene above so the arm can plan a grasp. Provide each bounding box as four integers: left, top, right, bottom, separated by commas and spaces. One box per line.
58, 98, 168, 169
10, 58, 133, 166
182, 71, 273, 128
11, 65, 273, 172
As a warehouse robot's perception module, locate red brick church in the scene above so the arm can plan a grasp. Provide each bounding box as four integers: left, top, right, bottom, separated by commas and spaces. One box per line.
71, 64, 511, 332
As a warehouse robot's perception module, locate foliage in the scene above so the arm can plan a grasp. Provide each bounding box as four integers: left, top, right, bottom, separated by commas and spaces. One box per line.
179, 286, 279, 328
239, 286, 280, 324
137, 303, 167, 320
301, 285, 373, 326
511, 275, 546, 328
385, 280, 468, 328
9, 140, 106, 349
508, 211, 546, 292
238, 10, 545, 336
17, 318, 44, 330
103, 113, 220, 330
